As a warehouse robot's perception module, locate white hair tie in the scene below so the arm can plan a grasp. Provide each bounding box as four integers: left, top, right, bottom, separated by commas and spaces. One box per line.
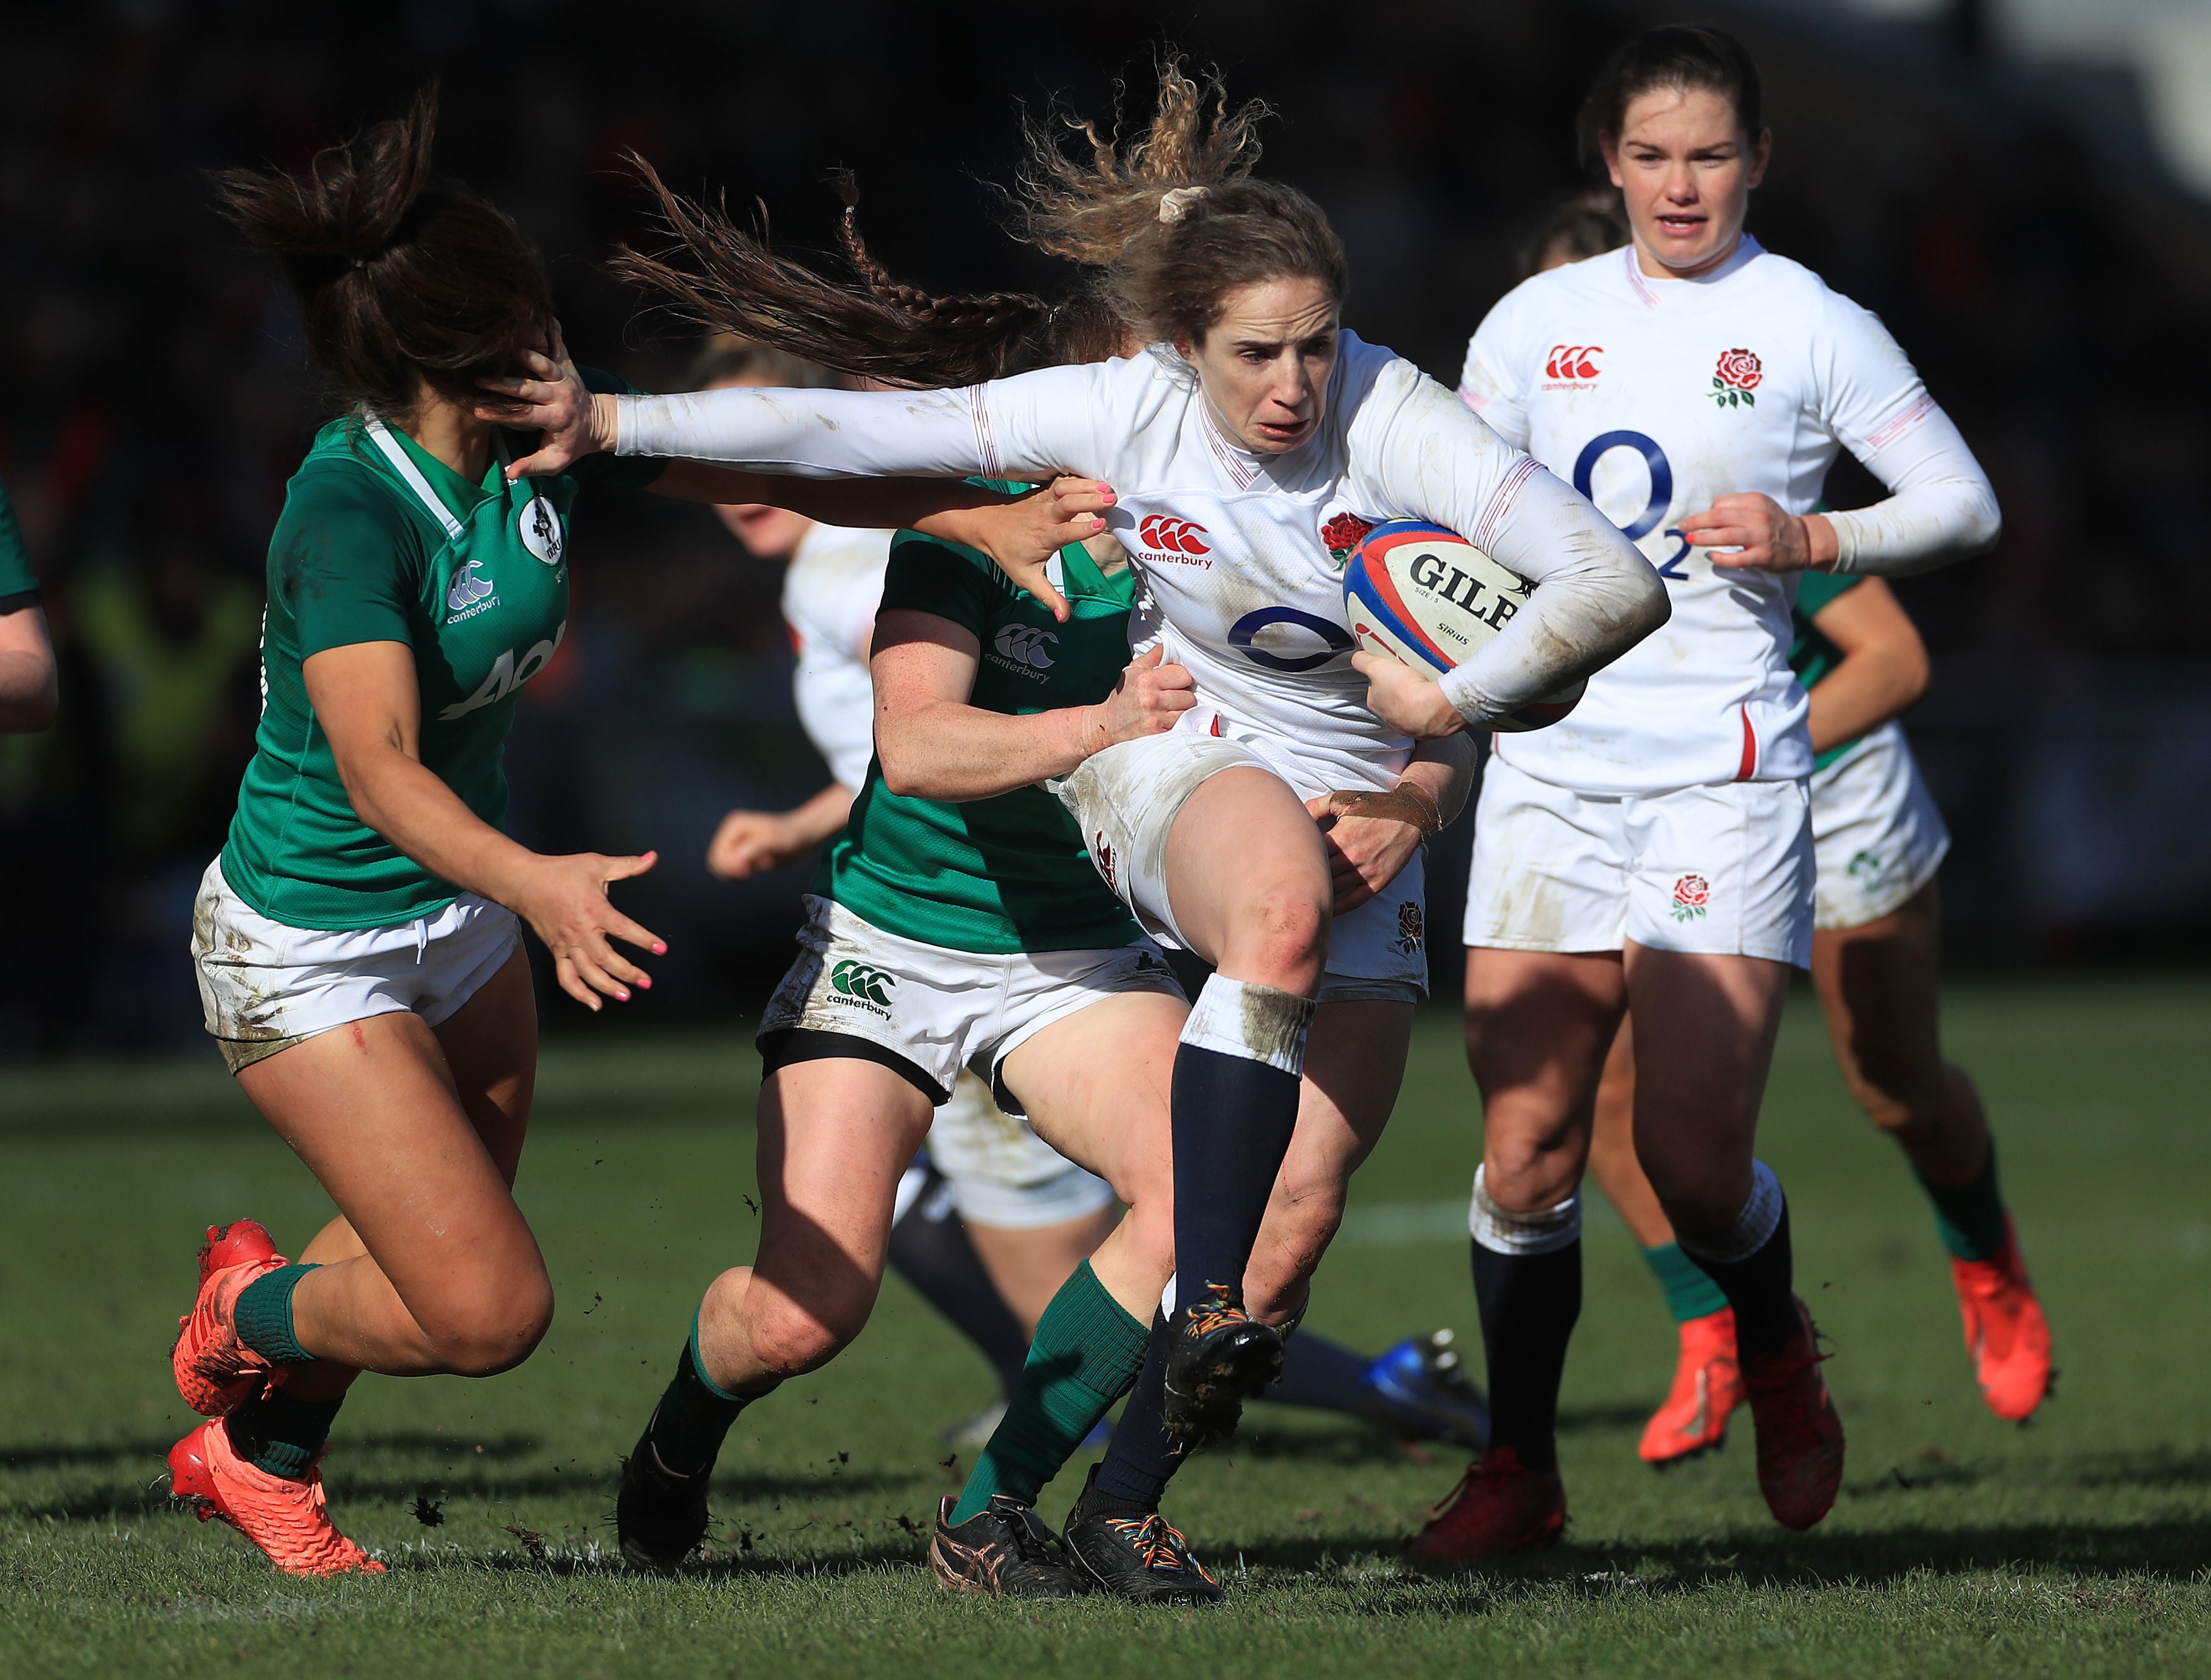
1158, 186, 1208, 224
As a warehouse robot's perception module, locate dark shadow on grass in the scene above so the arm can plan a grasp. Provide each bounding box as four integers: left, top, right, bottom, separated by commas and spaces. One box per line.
1234, 1516, 2211, 1592
0, 1431, 543, 1471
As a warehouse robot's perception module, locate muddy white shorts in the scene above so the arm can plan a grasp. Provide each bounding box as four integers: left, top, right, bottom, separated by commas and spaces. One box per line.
757, 894, 1186, 1109
191, 856, 521, 1074
1463, 757, 1814, 968
1053, 728, 1431, 1004
1810, 721, 1951, 931
921, 1072, 1118, 1230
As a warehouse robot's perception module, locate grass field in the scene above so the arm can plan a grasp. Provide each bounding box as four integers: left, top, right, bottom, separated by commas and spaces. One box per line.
3, 978, 2208, 1677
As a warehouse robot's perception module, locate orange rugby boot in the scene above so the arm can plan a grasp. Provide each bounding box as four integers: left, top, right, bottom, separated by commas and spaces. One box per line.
1639, 1307, 1744, 1467
1740, 1299, 1845, 1530
172, 1220, 288, 1417
1407, 1447, 1566, 1565
169, 1418, 382, 1577
1951, 1216, 2053, 1422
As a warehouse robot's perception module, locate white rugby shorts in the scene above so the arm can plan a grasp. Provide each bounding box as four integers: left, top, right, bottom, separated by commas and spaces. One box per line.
1463, 757, 1814, 968
1053, 728, 1431, 1004
758, 894, 1186, 1107
923, 1072, 1118, 1230
1810, 721, 1951, 931
191, 856, 521, 1074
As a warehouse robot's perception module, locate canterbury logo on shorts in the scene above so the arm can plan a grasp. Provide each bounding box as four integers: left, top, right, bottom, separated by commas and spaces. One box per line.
828, 959, 897, 1007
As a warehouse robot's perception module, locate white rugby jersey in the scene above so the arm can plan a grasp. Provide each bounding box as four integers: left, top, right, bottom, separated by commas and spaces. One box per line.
1462, 237, 1996, 795
620, 333, 1661, 798
781, 524, 889, 793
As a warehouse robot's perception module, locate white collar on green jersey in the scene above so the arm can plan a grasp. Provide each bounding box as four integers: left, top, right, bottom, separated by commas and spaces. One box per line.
361, 412, 514, 542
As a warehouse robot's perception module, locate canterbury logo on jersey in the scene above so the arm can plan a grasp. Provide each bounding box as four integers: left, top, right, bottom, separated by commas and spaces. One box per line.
828, 960, 896, 1006
446, 558, 495, 616
992, 623, 1057, 671
1137, 515, 1211, 560
1544, 345, 1602, 383
437, 621, 567, 721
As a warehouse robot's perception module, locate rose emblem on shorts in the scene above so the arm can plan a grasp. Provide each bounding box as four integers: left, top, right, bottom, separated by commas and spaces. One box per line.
1710, 348, 1761, 409
1671, 873, 1711, 921
1394, 900, 1425, 956
1320, 509, 1377, 569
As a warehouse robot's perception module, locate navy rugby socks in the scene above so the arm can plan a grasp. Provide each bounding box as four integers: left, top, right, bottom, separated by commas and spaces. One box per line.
886, 1158, 1032, 1398
1170, 976, 1316, 1305
1088, 1312, 1183, 1513
1467, 1168, 1581, 1474
643, 1322, 749, 1479
1267, 1332, 1390, 1417
1680, 1162, 1801, 1362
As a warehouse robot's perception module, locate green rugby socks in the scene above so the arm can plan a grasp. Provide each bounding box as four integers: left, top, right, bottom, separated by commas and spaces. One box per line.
234, 1263, 320, 1365
1641, 1241, 1730, 1324
1914, 1139, 2009, 1263
949, 1261, 1149, 1524
224, 1389, 344, 1479
645, 1321, 749, 1478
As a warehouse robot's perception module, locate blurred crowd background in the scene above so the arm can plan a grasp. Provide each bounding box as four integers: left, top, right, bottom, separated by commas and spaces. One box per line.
3, 0, 2208, 1057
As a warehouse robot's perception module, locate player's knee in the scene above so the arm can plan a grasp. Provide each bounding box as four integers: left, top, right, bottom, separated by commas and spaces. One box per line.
747, 1293, 865, 1379
426, 1277, 555, 1377
1227, 885, 1328, 993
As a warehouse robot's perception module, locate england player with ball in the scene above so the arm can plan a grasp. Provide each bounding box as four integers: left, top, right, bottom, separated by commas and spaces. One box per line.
1356, 25, 2003, 1559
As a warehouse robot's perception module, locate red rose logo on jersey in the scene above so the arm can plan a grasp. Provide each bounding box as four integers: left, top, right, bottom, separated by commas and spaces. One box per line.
1670, 873, 1711, 921
1138, 515, 1212, 562
1394, 901, 1425, 956
1545, 344, 1602, 383
1322, 511, 1376, 566
1710, 349, 1761, 409
1093, 833, 1118, 893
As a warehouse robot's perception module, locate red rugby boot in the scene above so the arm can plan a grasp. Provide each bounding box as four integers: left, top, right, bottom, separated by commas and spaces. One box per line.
1639, 1307, 1744, 1467
169, 1419, 382, 1577
172, 1220, 287, 1417
1951, 1216, 2053, 1422
1407, 1448, 1566, 1565
1740, 1299, 1844, 1530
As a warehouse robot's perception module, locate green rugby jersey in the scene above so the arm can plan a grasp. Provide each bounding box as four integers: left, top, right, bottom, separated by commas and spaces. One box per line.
821, 524, 1143, 954
0, 471, 37, 605
221, 369, 660, 931
1789, 569, 1866, 771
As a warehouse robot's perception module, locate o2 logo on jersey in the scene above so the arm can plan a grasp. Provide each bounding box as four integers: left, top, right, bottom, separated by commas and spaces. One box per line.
1138, 515, 1211, 561
1545, 344, 1602, 383
1572, 430, 1691, 582
519, 495, 565, 566
1228, 606, 1355, 673
438, 621, 567, 721
993, 623, 1057, 671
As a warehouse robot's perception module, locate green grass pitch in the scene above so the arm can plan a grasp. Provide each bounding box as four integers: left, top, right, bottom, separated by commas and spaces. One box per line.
3, 978, 2207, 1677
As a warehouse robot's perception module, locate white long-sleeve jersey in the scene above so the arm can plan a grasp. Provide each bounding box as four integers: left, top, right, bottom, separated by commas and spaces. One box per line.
620, 332, 1664, 797
1461, 238, 1999, 795
782, 524, 888, 793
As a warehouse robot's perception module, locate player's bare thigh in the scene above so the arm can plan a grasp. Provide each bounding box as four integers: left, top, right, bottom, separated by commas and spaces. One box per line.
1464, 945, 1626, 1213
1162, 765, 1332, 993
1809, 878, 1947, 1121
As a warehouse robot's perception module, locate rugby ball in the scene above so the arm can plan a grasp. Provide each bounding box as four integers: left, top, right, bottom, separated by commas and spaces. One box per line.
1342, 519, 1585, 732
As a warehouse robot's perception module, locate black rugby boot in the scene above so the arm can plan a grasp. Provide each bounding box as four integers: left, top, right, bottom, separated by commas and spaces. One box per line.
928, 1495, 1086, 1599
1161, 1283, 1283, 1448
1062, 1465, 1225, 1605
616, 1429, 711, 1572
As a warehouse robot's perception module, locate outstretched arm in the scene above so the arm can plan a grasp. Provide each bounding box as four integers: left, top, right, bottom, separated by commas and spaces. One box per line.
871, 611, 1194, 801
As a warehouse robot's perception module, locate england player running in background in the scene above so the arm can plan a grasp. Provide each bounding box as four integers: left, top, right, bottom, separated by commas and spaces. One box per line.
1378, 25, 2001, 1561
0, 471, 57, 732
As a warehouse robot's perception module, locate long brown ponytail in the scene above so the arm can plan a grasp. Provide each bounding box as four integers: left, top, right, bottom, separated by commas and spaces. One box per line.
214, 87, 555, 418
